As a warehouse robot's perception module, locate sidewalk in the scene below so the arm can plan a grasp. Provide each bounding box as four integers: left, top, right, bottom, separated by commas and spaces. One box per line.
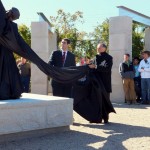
0, 103, 150, 150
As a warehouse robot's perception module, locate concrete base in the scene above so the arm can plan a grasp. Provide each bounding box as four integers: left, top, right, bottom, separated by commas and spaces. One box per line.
0, 126, 69, 143
0, 93, 73, 137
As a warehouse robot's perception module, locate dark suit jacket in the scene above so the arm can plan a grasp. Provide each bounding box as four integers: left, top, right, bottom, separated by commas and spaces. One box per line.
48, 50, 76, 67
48, 50, 76, 86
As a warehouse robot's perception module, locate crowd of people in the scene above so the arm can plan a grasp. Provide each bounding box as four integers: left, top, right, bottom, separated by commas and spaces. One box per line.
119, 51, 150, 105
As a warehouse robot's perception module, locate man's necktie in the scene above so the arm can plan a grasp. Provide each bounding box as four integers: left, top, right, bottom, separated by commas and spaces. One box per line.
62, 51, 66, 65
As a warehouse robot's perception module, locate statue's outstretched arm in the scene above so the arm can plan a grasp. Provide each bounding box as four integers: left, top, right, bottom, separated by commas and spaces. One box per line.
0, 0, 6, 35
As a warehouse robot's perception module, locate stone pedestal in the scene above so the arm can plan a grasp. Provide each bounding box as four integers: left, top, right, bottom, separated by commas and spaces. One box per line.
0, 93, 73, 139
109, 16, 132, 102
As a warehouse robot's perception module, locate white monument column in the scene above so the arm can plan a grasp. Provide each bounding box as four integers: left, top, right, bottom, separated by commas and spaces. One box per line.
31, 22, 56, 95
144, 27, 150, 51
109, 16, 132, 102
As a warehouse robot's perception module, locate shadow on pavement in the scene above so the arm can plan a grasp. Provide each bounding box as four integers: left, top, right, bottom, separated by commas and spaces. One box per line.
0, 130, 105, 150
0, 122, 149, 150
73, 122, 150, 150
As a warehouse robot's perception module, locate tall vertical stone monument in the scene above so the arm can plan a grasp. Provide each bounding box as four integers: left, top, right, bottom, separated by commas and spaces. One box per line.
31, 13, 57, 95
109, 16, 132, 102
109, 6, 150, 102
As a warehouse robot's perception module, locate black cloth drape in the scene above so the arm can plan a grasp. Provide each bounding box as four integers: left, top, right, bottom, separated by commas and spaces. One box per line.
0, 21, 88, 84
73, 73, 115, 122
0, 0, 115, 122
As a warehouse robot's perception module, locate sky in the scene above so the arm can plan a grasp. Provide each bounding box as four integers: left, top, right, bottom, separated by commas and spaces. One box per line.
2, 0, 150, 33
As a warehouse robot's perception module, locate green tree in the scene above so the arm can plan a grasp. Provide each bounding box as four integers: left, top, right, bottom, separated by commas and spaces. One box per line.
75, 40, 96, 60
50, 9, 98, 61
50, 9, 84, 52
91, 19, 144, 57
14, 24, 31, 60
90, 18, 109, 50
132, 22, 144, 58
18, 24, 31, 46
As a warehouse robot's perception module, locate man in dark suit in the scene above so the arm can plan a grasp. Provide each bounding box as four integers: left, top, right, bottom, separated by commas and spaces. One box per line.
48, 38, 76, 97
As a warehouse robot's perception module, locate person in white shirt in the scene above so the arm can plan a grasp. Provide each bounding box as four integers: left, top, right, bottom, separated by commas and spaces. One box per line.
138, 51, 150, 104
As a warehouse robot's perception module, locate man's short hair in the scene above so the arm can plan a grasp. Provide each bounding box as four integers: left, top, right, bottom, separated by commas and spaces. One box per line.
142, 51, 150, 56
63, 38, 70, 44
124, 53, 130, 57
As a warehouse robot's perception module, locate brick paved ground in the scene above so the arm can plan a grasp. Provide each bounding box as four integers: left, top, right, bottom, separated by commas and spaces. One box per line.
0, 103, 150, 150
